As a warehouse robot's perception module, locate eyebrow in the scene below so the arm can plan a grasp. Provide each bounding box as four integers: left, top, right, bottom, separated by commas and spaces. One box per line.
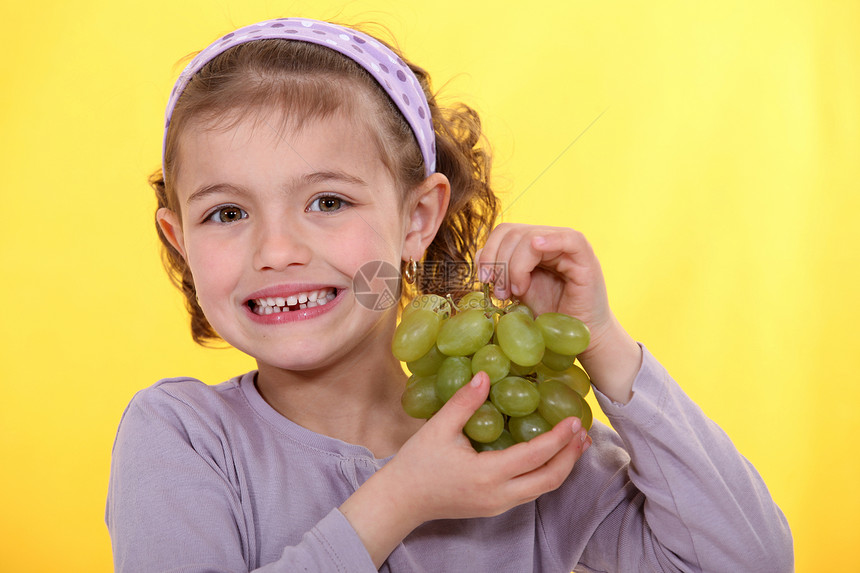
300, 170, 368, 188
185, 170, 369, 207
186, 184, 249, 207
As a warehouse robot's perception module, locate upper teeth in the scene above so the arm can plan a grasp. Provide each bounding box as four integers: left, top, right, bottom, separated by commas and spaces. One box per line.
252, 288, 337, 315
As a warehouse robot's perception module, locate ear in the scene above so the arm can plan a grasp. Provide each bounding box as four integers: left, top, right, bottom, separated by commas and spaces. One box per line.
156, 207, 187, 260
402, 173, 450, 261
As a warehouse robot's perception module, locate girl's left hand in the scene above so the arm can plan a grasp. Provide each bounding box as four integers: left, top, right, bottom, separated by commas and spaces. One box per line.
477, 223, 641, 403
477, 223, 611, 345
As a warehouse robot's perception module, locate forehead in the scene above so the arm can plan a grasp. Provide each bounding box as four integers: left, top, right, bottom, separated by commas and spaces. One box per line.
174, 105, 394, 195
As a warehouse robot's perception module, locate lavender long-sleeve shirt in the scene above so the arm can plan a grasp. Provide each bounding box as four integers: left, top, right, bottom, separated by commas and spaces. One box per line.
106, 346, 793, 572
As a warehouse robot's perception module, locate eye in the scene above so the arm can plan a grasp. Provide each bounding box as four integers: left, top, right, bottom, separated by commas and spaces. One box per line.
308, 195, 349, 213
206, 205, 248, 224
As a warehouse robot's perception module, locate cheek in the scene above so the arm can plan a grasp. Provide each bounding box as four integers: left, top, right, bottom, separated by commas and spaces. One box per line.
352, 238, 402, 273
334, 216, 404, 258
185, 240, 238, 294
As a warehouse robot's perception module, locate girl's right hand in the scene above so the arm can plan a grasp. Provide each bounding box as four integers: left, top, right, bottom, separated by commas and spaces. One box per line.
340, 371, 590, 567
391, 370, 589, 520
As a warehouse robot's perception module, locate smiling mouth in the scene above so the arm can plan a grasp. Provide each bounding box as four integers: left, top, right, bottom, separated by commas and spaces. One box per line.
248, 288, 338, 315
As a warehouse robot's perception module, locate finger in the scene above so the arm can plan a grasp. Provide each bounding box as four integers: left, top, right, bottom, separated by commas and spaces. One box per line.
477, 223, 518, 285
488, 417, 581, 479
489, 226, 531, 299
529, 229, 597, 276
583, 434, 593, 453
427, 371, 490, 434
506, 232, 547, 298
504, 428, 587, 503
475, 247, 500, 286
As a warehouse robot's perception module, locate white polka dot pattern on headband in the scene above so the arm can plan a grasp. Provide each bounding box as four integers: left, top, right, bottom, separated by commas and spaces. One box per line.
163, 18, 436, 177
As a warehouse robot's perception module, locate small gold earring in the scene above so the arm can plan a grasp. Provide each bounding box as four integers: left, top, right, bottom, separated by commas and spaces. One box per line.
404, 257, 417, 285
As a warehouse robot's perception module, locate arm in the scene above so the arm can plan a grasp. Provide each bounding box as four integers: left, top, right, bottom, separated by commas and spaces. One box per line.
479, 224, 793, 572
573, 345, 793, 572
106, 384, 376, 573
108, 376, 591, 572
339, 370, 591, 568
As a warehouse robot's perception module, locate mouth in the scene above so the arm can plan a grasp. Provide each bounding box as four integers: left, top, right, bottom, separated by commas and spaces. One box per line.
247, 287, 339, 316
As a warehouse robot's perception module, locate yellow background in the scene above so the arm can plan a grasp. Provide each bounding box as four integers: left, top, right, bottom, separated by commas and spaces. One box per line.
1, 1, 857, 571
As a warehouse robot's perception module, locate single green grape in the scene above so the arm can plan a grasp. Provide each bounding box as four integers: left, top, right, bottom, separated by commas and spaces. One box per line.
391, 308, 442, 362
471, 344, 511, 384
407, 344, 446, 376
508, 411, 553, 443
534, 312, 590, 357
497, 311, 545, 367
509, 361, 537, 377
464, 401, 504, 443
505, 303, 534, 319
490, 376, 540, 417
537, 379, 584, 426
458, 291, 489, 310
471, 429, 516, 452
435, 356, 472, 403
436, 308, 495, 356
578, 394, 593, 431
401, 375, 442, 419
535, 363, 591, 398
541, 347, 577, 372
402, 294, 450, 319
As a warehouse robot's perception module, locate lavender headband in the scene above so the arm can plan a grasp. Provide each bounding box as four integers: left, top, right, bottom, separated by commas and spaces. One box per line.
163, 17, 436, 177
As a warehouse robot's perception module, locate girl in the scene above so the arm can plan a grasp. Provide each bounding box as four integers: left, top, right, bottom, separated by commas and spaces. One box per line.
106, 17, 792, 572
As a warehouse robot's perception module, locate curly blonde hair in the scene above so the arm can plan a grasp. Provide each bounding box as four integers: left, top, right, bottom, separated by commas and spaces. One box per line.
151, 27, 499, 345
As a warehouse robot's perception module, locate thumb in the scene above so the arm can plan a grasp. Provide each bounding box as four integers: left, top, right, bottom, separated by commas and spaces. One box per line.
430, 371, 490, 431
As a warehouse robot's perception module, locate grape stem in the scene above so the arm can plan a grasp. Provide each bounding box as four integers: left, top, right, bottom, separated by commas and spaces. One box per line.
481, 282, 493, 306
445, 284, 505, 318
445, 293, 458, 313
481, 282, 508, 318
480, 282, 526, 315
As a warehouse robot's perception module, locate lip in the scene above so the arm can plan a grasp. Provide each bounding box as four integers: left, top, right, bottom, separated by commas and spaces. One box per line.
243, 284, 345, 325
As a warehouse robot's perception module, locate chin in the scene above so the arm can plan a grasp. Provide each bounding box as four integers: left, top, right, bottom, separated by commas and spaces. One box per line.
257, 356, 338, 375
250, 341, 343, 372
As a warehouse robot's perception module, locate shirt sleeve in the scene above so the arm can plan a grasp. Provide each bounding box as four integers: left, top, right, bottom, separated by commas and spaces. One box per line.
539, 345, 794, 573
105, 384, 377, 573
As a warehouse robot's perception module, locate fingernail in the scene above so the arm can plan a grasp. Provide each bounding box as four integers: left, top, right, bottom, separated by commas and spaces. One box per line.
470, 372, 485, 387
533, 236, 546, 247
579, 430, 587, 443
570, 418, 582, 434
511, 283, 521, 296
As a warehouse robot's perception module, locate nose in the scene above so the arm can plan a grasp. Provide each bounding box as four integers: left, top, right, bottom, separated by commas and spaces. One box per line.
252, 215, 312, 271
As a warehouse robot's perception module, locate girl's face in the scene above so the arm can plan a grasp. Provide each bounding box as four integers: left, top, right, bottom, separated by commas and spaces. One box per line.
160, 107, 430, 372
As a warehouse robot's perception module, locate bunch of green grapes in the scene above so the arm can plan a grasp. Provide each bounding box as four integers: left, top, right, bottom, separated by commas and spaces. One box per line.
393, 285, 593, 451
